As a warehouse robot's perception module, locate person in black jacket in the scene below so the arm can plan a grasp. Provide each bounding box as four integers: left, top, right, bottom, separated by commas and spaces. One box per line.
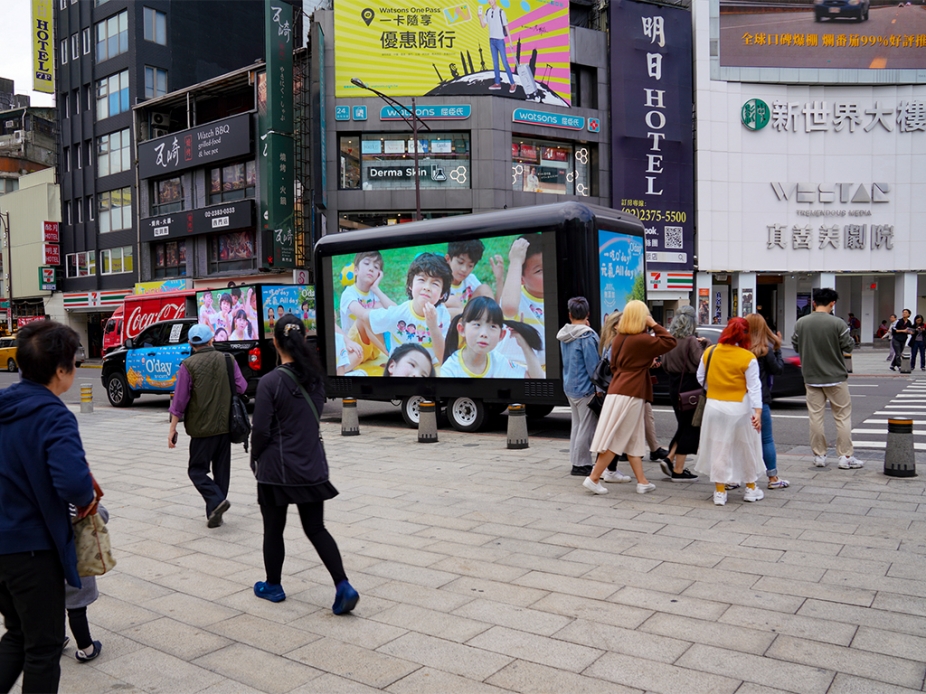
747, 314, 788, 489
250, 315, 359, 614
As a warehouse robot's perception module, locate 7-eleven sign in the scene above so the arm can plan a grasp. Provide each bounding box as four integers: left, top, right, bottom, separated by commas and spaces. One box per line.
650, 272, 662, 290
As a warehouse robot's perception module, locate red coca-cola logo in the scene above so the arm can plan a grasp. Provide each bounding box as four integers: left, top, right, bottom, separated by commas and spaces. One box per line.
125, 301, 186, 339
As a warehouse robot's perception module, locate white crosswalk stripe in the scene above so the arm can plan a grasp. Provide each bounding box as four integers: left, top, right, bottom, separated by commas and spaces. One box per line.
854, 379, 926, 450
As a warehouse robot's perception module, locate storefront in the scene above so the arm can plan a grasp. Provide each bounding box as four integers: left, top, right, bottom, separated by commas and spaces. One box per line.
61, 290, 130, 357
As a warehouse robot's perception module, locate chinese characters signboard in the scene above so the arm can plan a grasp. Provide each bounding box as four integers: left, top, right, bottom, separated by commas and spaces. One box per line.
334, 0, 571, 106
610, 0, 694, 272
31, 0, 53, 93
42, 221, 59, 243
742, 98, 926, 134
137, 113, 252, 179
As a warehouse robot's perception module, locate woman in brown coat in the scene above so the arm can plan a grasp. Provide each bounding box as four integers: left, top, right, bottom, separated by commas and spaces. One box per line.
583, 301, 677, 495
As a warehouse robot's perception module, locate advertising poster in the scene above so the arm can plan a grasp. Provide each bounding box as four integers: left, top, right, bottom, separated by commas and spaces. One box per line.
330, 233, 549, 378
720, 1, 926, 72
610, 0, 694, 272
195, 287, 260, 341
698, 287, 710, 325
262, 285, 317, 337
598, 230, 645, 323
335, 0, 571, 106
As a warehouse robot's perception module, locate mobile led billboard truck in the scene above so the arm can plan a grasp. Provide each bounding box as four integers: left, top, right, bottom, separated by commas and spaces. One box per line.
314, 202, 645, 431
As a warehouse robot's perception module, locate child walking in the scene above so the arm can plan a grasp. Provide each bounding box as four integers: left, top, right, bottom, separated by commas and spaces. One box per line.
64, 505, 108, 662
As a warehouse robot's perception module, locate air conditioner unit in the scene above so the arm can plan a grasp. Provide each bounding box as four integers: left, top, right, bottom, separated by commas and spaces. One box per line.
12, 130, 23, 143
151, 126, 168, 138
150, 112, 169, 127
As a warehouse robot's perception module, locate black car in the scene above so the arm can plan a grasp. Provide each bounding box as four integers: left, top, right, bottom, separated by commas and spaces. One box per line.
653, 325, 805, 402
814, 0, 870, 22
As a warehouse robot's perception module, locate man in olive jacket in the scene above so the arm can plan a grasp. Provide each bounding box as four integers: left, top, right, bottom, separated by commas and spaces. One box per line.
169, 324, 247, 527
791, 287, 862, 470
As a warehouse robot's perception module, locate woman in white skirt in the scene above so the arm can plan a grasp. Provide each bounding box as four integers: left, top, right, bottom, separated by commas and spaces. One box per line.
583, 300, 677, 495
693, 317, 765, 506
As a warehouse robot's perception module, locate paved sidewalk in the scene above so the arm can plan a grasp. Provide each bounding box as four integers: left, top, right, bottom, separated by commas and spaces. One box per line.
12, 404, 926, 693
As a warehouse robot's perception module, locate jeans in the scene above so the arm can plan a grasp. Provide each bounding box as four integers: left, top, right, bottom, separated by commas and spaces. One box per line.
761, 403, 777, 478
490, 38, 514, 85
805, 382, 853, 458
566, 393, 597, 469
188, 433, 231, 517
914, 340, 926, 369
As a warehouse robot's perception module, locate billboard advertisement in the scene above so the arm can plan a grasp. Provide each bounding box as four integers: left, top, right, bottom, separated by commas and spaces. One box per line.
719, 1, 926, 72
334, 0, 571, 106
329, 233, 550, 378
31, 0, 54, 94
599, 230, 645, 323
610, 0, 694, 272
195, 287, 260, 342
261, 285, 317, 337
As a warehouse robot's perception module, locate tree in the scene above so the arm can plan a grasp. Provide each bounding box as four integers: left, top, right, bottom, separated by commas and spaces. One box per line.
628, 273, 646, 302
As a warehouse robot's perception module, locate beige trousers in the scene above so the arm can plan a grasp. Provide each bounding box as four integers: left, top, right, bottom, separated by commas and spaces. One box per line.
805, 382, 853, 458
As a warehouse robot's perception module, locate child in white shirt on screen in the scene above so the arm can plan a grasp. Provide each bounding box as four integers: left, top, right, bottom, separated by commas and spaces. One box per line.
339, 251, 395, 334
382, 343, 435, 377
444, 239, 499, 317
497, 234, 545, 368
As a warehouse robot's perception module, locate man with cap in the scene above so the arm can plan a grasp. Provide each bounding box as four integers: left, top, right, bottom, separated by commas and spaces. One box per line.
168, 323, 248, 527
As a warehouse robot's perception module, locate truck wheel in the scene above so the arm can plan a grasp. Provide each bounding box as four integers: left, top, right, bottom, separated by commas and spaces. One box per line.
526, 404, 555, 420
7, 358, 16, 372
106, 372, 135, 408
400, 396, 426, 427
447, 397, 486, 432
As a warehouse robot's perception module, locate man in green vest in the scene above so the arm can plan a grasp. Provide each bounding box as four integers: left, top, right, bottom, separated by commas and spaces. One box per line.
168, 324, 248, 527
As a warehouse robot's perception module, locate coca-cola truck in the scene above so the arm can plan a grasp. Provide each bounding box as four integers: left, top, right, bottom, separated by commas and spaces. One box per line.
102, 291, 192, 356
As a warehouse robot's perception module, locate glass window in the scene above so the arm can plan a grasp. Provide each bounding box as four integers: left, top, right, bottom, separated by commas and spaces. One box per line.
95, 11, 128, 62
96, 70, 129, 120
76, 197, 83, 223
209, 230, 255, 273
511, 137, 594, 197
60, 40, 67, 65
64, 201, 71, 225
98, 187, 132, 233
73, 88, 79, 114
144, 8, 167, 45
152, 177, 183, 215
100, 246, 134, 275
144, 66, 168, 99
75, 144, 81, 169
339, 132, 471, 191
153, 240, 186, 278
97, 128, 131, 177
82, 28, 90, 55
65, 251, 96, 278
62, 146, 69, 172
71, 34, 79, 61
208, 161, 256, 204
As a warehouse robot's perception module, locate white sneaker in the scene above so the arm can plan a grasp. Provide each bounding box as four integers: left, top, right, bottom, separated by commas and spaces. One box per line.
602, 470, 632, 483
838, 456, 864, 469
744, 486, 765, 502
813, 455, 827, 467
636, 482, 656, 494
583, 477, 609, 494
713, 491, 727, 506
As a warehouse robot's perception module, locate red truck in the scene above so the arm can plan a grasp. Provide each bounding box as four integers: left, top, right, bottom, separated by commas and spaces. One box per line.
102, 291, 192, 356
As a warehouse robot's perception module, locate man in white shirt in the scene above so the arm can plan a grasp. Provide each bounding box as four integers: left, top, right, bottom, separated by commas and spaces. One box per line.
479, 0, 516, 93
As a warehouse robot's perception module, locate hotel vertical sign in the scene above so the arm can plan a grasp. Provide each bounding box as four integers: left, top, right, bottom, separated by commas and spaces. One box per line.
32, 0, 54, 93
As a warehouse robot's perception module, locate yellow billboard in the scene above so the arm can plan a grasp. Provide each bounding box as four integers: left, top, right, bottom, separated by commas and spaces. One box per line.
335, 0, 571, 106
32, 0, 54, 94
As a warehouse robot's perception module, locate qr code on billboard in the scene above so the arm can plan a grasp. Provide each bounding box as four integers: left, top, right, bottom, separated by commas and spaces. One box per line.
664, 226, 683, 249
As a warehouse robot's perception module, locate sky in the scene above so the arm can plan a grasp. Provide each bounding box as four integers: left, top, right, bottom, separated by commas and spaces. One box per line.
0, 0, 55, 107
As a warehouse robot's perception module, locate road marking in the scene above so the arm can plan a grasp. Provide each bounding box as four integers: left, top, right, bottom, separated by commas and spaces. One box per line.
865, 419, 926, 424
874, 411, 926, 416
853, 428, 926, 435
849, 384, 880, 387
854, 440, 926, 450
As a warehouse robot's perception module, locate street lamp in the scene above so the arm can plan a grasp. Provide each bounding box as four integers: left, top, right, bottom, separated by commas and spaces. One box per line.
350, 77, 431, 221
0, 211, 11, 331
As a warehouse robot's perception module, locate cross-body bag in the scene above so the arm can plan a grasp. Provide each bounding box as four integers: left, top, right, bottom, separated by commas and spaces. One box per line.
588, 336, 625, 417
690, 345, 715, 427
225, 354, 251, 450
678, 337, 704, 412
278, 366, 325, 448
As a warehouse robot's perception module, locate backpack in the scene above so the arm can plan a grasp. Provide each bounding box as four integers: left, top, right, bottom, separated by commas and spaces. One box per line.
225, 354, 251, 450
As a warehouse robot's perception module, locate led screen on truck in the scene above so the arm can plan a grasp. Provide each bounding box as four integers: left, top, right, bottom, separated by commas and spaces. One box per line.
195, 286, 260, 342
329, 232, 551, 379
260, 285, 317, 338
599, 229, 645, 324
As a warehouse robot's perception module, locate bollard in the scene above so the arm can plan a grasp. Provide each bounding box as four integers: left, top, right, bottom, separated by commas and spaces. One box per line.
885, 418, 917, 477
417, 400, 438, 443
341, 398, 360, 436
901, 352, 912, 374
843, 353, 853, 374
507, 403, 529, 450
80, 383, 93, 414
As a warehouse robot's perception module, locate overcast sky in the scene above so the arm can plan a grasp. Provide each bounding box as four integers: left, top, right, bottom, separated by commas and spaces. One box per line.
0, 0, 55, 107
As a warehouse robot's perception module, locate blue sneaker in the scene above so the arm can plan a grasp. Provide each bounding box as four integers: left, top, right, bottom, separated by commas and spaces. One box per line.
254, 581, 286, 603
332, 581, 359, 615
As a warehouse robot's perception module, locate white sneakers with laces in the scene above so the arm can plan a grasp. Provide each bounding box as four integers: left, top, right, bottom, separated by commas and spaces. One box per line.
602, 470, 631, 483
582, 477, 608, 494
813, 455, 827, 467
744, 486, 765, 502
838, 455, 864, 469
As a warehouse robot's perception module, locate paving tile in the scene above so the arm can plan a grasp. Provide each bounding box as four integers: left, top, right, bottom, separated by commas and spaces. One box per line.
362, 560, 459, 588
607, 586, 729, 621
386, 666, 512, 694
377, 631, 513, 680
291, 610, 407, 649
466, 625, 603, 673
651, 561, 761, 588
584, 651, 740, 694
720, 605, 858, 646
486, 659, 643, 694
215, 588, 323, 625
96, 646, 224, 694
367, 580, 476, 612
826, 673, 925, 694
207, 613, 320, 654
287, 672, 384, 694
554, 618, 691, 664
449, 598, 572, 637
372, 603, 491, 642
512, 570, 620, 600
429, 555, 530, 583
714, 557, 826, 583
851, 626, 926, 663
529, 593, 653, 630
442, 576, 550, 607
797, 599, 926, 638
122, 616, 232, 660
193, 643, 322, 694
98, 571, 175, 604
751, 575, 875, 607
639, 612, 776, 655
89, 594, 161, 633
286, 636, 421, 689
141, 591, 241, 628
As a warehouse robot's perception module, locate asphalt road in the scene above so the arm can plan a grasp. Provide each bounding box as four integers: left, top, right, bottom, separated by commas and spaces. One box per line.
720, 6, 926, 70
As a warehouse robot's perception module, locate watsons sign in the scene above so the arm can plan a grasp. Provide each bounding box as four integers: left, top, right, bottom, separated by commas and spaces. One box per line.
138, 113, 252, 179
512, 108, 584, 130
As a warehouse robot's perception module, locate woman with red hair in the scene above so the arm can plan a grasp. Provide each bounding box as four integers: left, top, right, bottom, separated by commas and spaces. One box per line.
694, 317, 764, 506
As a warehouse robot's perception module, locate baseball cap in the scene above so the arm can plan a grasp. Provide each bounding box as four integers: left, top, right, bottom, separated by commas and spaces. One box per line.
188, 324, 214, 345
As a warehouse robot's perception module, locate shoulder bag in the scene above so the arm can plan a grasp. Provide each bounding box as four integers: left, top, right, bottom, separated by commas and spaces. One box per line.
74, 512, 116, 577
587, 336, 624, 417
278, 366, 325, 447
678, 337, 704, 412
225, 354, 251, 450
690, 345, 715, 427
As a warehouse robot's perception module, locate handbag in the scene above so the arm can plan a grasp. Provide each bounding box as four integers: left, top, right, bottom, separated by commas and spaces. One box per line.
225, 354, 251, 450
690, 345, 715, 427
278, 366, 325, 446
586, 391, 605, 417
73, 512, 116, 577
678, 338, 704, 412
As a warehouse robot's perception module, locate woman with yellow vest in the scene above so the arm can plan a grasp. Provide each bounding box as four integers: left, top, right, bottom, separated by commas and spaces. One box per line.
693, 317, 764, 506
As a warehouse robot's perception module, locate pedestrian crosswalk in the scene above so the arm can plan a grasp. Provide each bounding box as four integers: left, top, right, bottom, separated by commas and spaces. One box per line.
853, 379, 926, 451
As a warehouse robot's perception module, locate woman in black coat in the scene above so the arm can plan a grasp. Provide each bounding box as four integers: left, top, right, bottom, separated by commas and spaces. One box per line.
250, 315, 359, 614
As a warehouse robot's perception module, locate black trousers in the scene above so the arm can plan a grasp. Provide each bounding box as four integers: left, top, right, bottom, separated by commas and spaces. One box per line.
67, 607, 92, 650
188, 433, 231, 516
892, 336, 908, 367
0, 550, 65, 694
260, 502, 347, 587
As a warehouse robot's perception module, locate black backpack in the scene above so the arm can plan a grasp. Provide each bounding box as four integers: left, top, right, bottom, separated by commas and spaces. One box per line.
225, 354, 251, 450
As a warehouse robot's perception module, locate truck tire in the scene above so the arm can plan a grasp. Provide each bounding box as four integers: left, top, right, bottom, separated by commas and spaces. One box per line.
400, 395, 427, 427
447, 397, 486, 432
7, 358, 16, 372
106, 372, 135, 408
526, 404, 555, 420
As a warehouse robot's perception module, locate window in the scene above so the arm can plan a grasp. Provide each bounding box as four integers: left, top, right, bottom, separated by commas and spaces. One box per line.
97, 128, 131, 177
95, 0, 112, 6
64, 201, 71, 224
144, 8, 167, 45
152, 177, 183, 215
71, 34, 79, 61
60, 40, 67, 64
208, 161, 256, 204
59, 0, 66, 9
511, 137, 594, 197
96, 70, 129, 120
76, 197, 83, 223
62, 95, 69, 119
144, 66, 168, 99
82, 28, 90, 55
88, 197, 95, 220
100, 246, 134, 275
85, 85, 92, 112
65, 251, 96, 278
210, 231, 255, 273
98, 187, 132, 233
339, 132, 471, 191
76, 144, 81, 169
62, 146, 69, 172
95, 11, 128, 62
153, 240, 186, 278
73, 88, 79, 114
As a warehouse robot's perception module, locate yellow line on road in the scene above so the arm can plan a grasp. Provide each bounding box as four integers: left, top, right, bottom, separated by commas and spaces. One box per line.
870, 57, 888, 68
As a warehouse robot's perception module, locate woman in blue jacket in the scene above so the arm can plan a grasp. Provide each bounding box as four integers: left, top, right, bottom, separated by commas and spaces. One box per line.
0, 320, 96, 694
250, 315, 358, 614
